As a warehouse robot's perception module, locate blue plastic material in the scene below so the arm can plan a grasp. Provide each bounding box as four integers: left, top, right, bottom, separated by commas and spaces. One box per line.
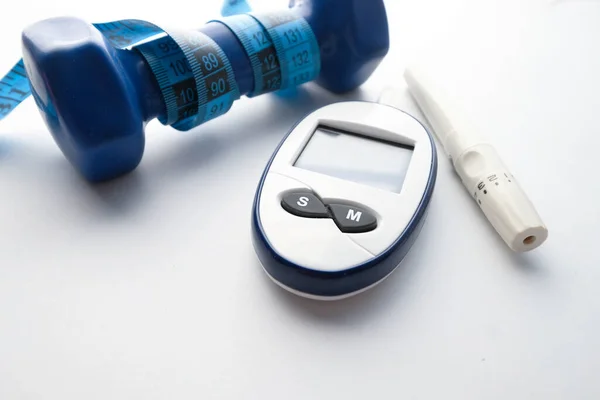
292, 0, 390, 93
20, 0, 389, 182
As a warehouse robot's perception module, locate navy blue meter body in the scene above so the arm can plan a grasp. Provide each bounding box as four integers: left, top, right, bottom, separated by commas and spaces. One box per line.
252, 102, 437, 300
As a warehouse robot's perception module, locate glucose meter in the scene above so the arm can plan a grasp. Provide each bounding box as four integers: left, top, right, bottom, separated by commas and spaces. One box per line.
252, 101, 437, 300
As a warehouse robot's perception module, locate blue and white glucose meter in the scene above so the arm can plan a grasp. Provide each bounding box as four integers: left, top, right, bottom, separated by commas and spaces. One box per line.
252, 101, 437, 300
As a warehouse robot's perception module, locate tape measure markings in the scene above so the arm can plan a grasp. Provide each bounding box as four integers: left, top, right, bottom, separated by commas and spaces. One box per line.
202, 37, 240, 121
167, 31, 210, 129
215, 14, 282, 96
95, 20, 194, 126
135, 36, 191, 126
165, 30, 239, 130
94, 20, 240, 130
0, 10, 318, 127
93, 20, 164, 49
250, 11, 320, 90
0, 60, 31, 120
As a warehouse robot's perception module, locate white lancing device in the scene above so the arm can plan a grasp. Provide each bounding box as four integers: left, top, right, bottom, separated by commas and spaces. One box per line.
379, 64, 548, 252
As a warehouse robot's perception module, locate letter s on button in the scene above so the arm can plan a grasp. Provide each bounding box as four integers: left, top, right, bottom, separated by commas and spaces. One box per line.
281, 191, 329, 218
297, 197, 309, 207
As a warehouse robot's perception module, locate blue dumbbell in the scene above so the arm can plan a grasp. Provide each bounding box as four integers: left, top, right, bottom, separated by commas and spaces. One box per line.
20, 0, 389, 182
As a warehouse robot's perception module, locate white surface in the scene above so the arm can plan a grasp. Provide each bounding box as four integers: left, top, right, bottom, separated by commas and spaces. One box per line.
389, 66, 548, 252
1, 0, 599, 399
260, 102, 434, 265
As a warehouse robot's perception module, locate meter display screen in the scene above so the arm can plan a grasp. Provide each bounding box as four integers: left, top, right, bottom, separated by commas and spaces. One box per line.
294, 126, 414, 193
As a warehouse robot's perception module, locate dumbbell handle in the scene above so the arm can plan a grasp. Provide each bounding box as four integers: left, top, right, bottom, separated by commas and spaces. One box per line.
16, 0, 389, 182
94, 4, 387, 124
116, 21, 257, 123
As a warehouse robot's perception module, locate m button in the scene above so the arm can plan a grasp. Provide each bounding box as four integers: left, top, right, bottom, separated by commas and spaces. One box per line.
281, 191, 329, 218
329, 203, 377, 233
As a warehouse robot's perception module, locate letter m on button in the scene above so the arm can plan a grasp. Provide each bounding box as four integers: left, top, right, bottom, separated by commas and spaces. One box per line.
346, 209, 362, 222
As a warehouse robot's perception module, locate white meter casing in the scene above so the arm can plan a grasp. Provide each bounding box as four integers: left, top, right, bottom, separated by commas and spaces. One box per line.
251, 102, 437, 300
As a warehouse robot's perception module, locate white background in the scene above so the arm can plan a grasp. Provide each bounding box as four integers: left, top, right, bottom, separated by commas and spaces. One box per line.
1, 0, 599, 399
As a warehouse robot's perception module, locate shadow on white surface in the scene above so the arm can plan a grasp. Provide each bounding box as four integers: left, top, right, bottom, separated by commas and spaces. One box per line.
84, 171, 149, 214
0, 136, 14, 159
260, 265, 421, 325
255, 222, 549, 330
254, 228, 432, 326
507, 251, 548, 276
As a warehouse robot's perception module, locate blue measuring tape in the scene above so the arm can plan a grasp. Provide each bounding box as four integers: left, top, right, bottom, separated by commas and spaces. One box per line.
95, 21, 240, 131
0, 10, 320, 131
215, 15, 282, 96
216, 10, 320, 96
251, 11, 320, 91
1, 19, 161, 123
0, 60, 31, 121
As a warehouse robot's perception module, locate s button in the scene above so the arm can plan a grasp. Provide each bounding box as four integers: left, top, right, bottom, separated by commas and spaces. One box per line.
281, 191, 329, 218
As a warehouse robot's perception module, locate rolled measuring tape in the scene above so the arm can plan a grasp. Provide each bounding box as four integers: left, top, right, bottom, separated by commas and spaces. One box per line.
0, 9, 319, 130
96, 20, 240, 130
214, 12, 320, 96
136, 29, 240, 129
0, 0, 390, 182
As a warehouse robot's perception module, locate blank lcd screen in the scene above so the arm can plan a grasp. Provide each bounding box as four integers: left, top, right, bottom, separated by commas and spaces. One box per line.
294, 126, 414, 193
